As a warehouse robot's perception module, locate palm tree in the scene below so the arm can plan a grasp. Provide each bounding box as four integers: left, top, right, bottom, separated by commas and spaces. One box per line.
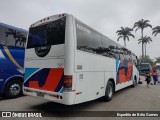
152, 26, 160, 36
116, 27, 135, 47
138, 36, 152, 57
133, 19, 152, 58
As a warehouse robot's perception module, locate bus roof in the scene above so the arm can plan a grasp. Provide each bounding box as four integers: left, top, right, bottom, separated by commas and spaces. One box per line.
156, 63, 160, 66
0, 22, 27, 33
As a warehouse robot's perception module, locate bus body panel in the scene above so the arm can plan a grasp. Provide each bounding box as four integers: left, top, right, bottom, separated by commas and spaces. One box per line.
74, 50, 138, 103
75, 72, 104, 104
74, 51, 115, 103
75, 51, 116, 72
0, 46, 25, 94
0, 23, 27, 96
64, 15, 76, 90
25, 45, 64, 59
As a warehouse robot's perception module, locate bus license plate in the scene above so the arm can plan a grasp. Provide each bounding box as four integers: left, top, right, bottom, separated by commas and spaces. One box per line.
37, 92, 44, 97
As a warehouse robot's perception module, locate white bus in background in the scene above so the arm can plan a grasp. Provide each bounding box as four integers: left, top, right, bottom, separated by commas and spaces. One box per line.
23, 13, 139, 105
156, 63, 160, 81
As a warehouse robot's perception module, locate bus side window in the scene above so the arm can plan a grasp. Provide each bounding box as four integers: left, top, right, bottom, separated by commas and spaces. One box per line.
91, 31, 102, 54
119, 52, 124, 61
101, 37, 119, 59
76, 20, 93, 53
101, 37, 109, 57
5, 28, 27, 48
0, 25, 7, 46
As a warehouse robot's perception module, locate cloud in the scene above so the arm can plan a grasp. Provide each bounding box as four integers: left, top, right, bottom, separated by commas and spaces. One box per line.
0, 0, 160, 58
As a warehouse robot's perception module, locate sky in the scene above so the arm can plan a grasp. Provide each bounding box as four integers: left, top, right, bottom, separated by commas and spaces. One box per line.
0, 0, 160, 59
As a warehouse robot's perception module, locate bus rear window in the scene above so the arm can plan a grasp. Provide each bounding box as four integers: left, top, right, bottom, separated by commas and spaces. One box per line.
27, 17, 66, 48
140, 64, 150, 69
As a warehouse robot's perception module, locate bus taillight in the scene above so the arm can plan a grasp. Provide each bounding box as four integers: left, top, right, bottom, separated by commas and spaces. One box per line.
64, 75, 72, 90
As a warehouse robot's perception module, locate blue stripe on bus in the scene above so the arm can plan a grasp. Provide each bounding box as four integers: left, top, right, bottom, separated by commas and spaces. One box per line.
24, 68, 39, 80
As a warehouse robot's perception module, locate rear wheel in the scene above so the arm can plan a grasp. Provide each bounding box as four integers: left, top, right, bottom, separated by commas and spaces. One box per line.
4, 79, 23, 99
132, 76, 137, 87
103, 81, 114, 102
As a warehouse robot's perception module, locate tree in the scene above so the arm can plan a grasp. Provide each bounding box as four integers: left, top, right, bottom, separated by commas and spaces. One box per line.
155, 57, 160, 63
152, 26, 160, 36
138, 36, 152, 57
133, 19, 152, 58
116, 27, 135, 47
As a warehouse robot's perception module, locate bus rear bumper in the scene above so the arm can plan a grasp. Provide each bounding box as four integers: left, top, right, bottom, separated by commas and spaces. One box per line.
23, 87, 75, 105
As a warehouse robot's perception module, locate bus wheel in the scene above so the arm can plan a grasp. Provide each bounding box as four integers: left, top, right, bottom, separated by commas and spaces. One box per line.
103, 81, 114, 102
132, 77, 137, 87
4, 80, 23, 99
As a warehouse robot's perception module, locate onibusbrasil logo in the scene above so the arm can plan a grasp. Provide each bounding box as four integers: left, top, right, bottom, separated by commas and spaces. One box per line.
1, 112, 42, 118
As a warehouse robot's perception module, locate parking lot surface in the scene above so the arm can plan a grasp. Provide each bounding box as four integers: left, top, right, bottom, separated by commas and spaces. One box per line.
0, 77, 160, 120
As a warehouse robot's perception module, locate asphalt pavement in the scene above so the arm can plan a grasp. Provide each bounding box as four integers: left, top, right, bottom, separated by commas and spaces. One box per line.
0, 76, 160, 120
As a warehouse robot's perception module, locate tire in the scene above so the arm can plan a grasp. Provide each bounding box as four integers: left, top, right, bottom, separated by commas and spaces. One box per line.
103, 81, 114, 102
132, 77, 137, 87
4, 79, 23, 99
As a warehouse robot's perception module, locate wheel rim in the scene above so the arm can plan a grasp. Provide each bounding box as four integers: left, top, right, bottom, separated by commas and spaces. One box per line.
9, 83, 21, 96
108, 85, 113, 98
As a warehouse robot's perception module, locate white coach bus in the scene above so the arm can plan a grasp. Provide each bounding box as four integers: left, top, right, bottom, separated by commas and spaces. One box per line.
23, 13, 139, 105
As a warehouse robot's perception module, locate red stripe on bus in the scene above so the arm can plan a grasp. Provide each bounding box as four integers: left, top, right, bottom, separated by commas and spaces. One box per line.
29, 81, 39, 88
126, 62, 133, 81
119, 69, 126, 83
42, 68, 64, 91
29, 68, 64, 91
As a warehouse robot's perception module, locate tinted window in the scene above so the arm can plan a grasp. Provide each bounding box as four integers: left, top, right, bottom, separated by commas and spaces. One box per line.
0, 25, 27, 48
0, 25, 7, 45
76, 19, 136, 60
27, 17, 66, 48
76, 19, 102, 54
6, 29, 27, 48
140, 64, 150, 69
101, 36, 122, 59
